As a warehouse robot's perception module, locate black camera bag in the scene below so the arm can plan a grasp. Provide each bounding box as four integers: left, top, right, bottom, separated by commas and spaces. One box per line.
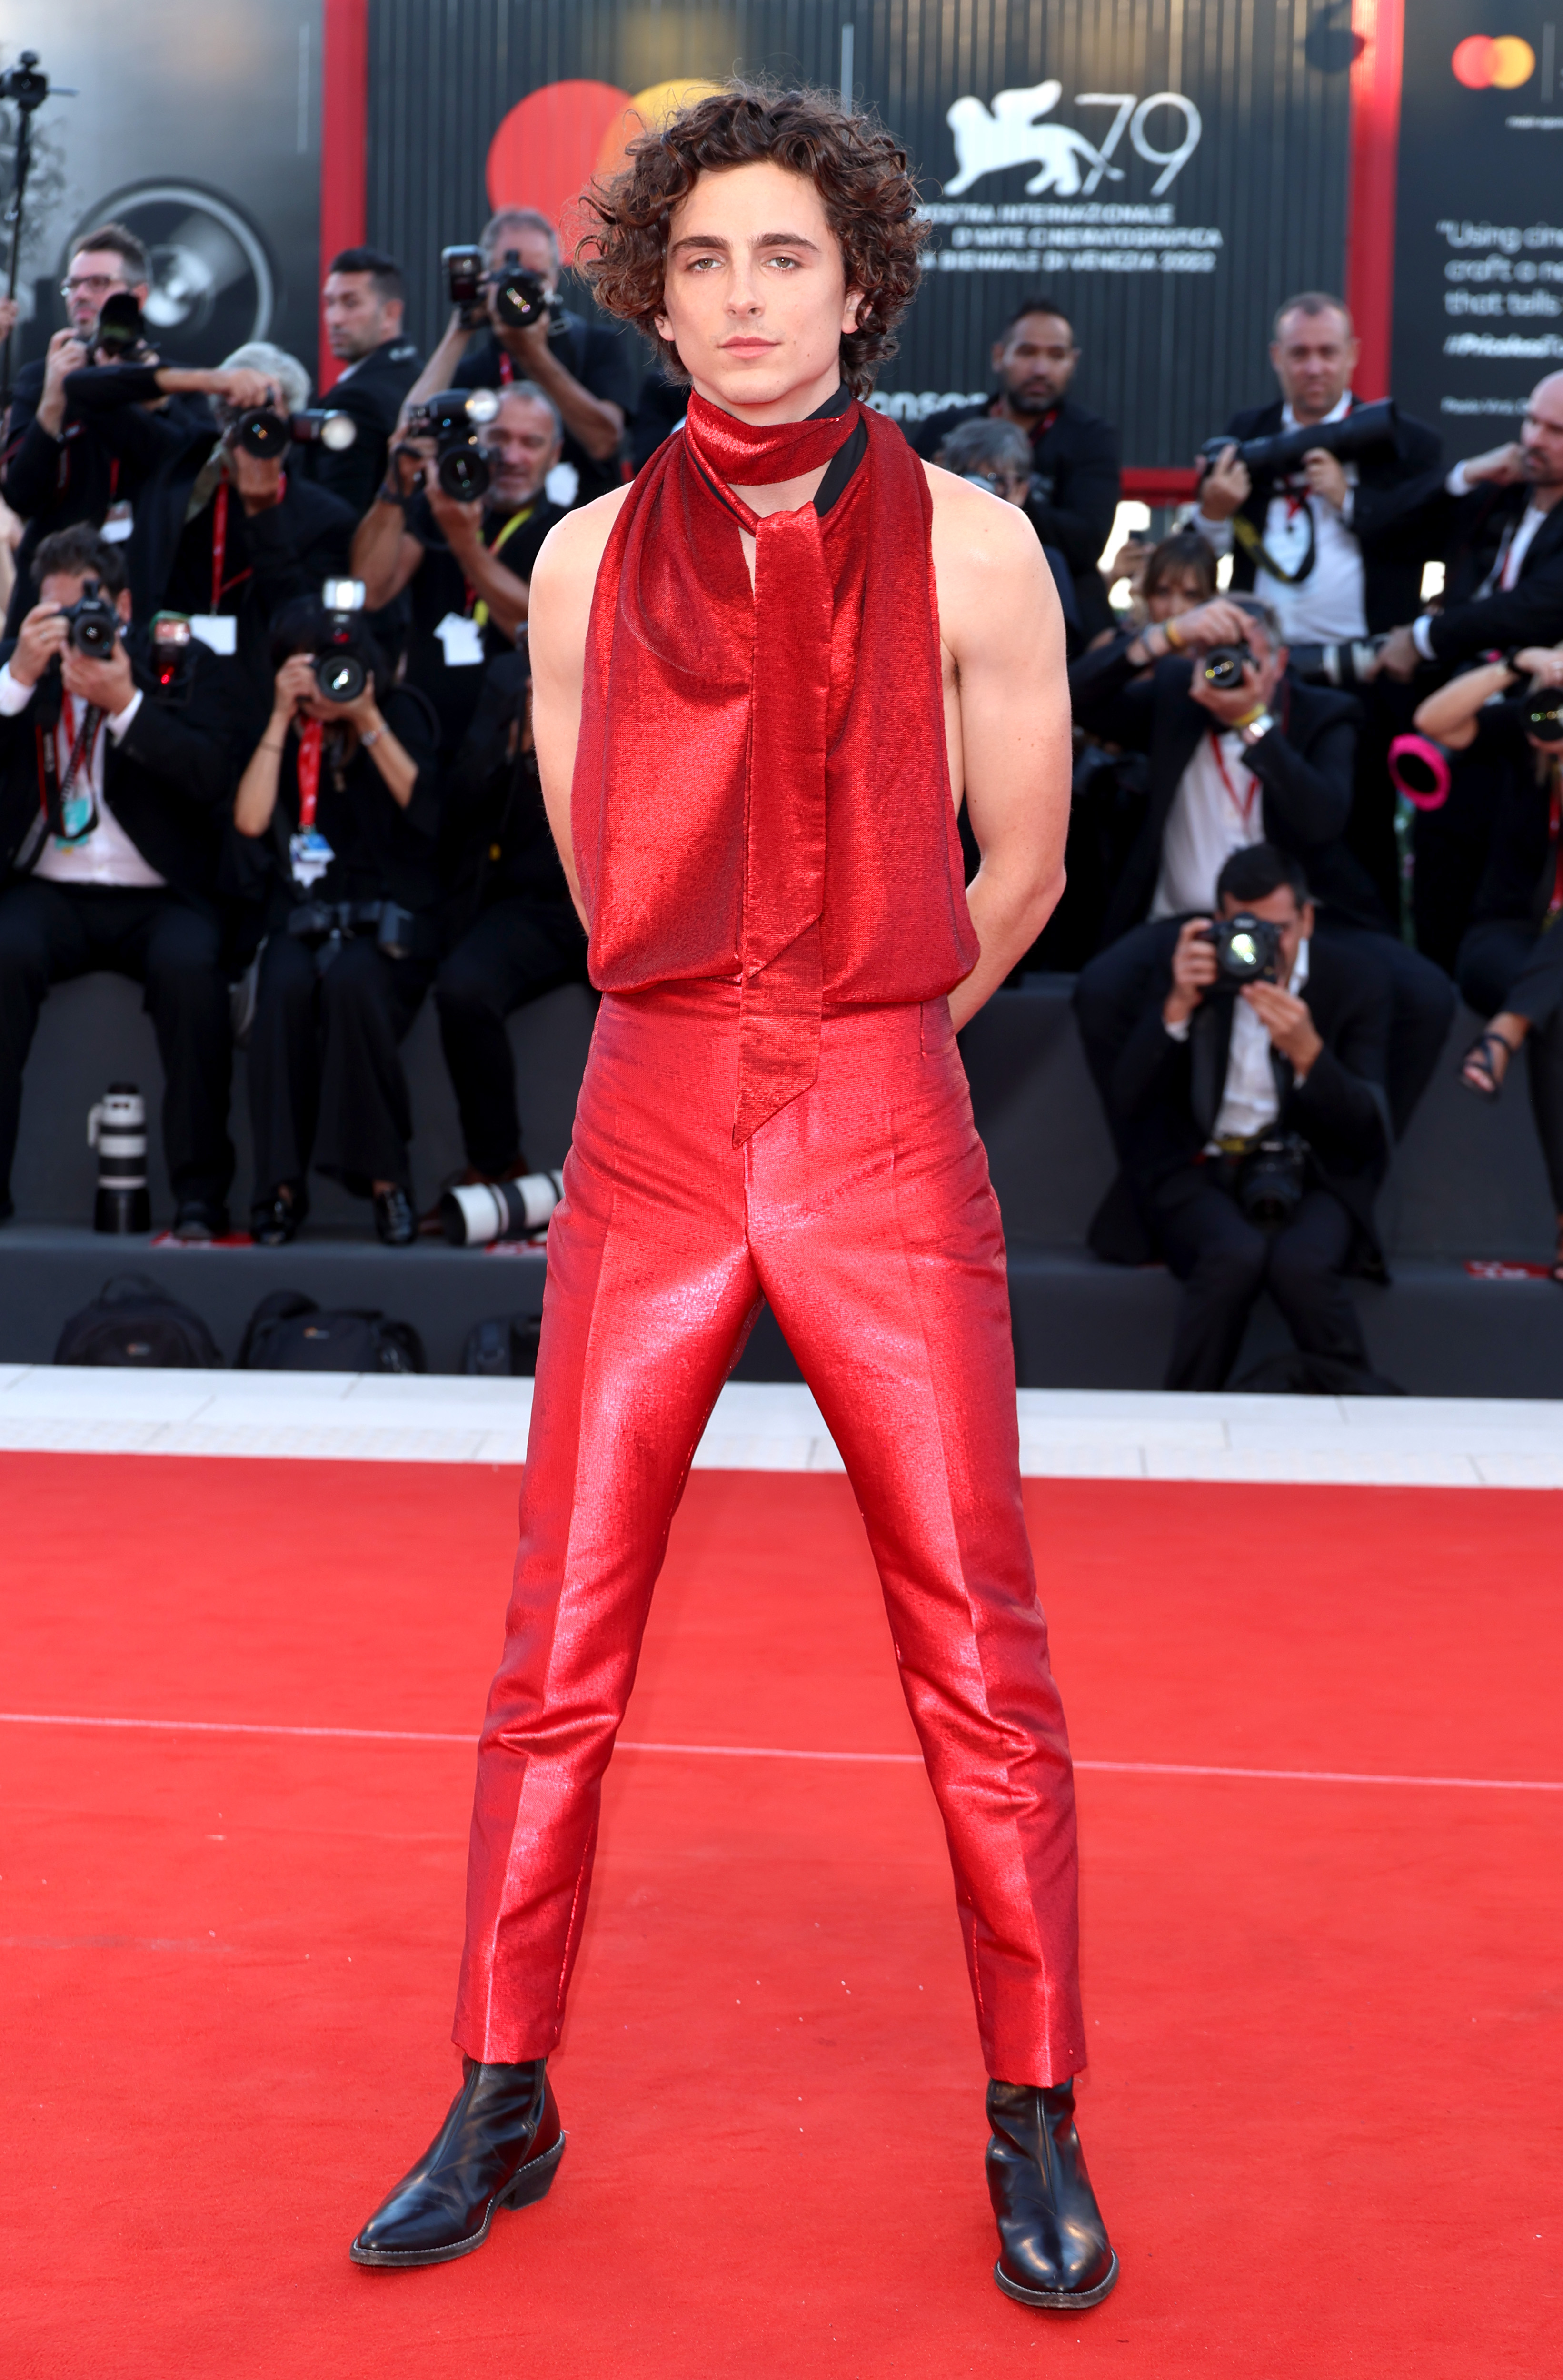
54, 1273, 223, 1368
460, 1310, 544, 1377
237, 1289, 426, 1374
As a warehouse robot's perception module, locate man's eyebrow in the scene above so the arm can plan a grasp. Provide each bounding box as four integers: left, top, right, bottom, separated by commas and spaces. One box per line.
668, 233, 731, 256
754, 230, 822, 252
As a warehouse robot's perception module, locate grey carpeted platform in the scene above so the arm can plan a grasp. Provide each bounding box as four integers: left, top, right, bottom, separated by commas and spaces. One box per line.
4, 972, 1559, 1392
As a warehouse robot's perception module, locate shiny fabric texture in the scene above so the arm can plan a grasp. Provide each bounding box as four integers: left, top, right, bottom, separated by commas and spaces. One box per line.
571, 394, 980, 1142
454, 982, 1086, 2087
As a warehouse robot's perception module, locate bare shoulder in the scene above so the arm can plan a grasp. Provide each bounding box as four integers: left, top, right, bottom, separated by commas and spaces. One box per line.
923, 458, 1049, 575
531, 484, 632, 600
921, 460, 1056, 653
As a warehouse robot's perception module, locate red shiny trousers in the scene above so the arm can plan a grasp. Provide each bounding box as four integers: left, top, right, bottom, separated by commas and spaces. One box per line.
454, 983, 1085, 2086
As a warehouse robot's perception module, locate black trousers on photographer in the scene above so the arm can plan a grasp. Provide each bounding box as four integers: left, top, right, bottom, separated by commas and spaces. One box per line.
1150, 1158, 1366, 1391
433, 896, 589, 1179
248, 931, 434, 1199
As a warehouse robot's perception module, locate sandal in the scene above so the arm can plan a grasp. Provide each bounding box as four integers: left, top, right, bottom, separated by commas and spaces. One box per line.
1459, 1030, 1518, 1099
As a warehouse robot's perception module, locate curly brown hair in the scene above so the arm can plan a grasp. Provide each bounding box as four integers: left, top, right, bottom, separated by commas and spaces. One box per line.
577, 79, 926, 397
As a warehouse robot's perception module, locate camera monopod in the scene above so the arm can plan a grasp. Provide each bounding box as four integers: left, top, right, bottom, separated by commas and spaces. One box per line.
0, 53, 74, 404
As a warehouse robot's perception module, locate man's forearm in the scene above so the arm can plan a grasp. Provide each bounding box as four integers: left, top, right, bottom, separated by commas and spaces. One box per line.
352, 498, 414, 609
948, 860, 1065, 1031
398, 317, 472, 425
520, 343, 622, 463
446, 531, 529, 636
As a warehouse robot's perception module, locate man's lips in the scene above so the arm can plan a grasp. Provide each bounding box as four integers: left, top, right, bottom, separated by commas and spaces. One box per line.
719, 337, 780, 355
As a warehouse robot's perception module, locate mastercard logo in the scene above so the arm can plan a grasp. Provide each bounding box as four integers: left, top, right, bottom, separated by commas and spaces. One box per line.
485, 78, 725, 242
1452, 33, 1536, 88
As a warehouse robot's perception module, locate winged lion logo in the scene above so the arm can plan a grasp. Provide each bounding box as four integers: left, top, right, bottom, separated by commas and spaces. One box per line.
944, 80, 1124, 198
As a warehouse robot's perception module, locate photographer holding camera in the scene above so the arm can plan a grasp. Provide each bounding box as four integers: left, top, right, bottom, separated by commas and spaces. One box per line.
229, 590, 440, 1249
0, 525, 239, 1237
351, 381, 565, 758
406, 208, 636, 509
1088, 842, 1391, 1389
313, 247, 424, 517
1070, 590, 1453, 1132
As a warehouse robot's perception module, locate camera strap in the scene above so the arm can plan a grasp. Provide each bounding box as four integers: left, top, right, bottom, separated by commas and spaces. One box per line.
470, 503, 536, 629
209, 476, 280, 612
1209, 730, 1261, 824
1232, 496, 1318, 586
296, 718, 322, 828
35, 695, 104, 843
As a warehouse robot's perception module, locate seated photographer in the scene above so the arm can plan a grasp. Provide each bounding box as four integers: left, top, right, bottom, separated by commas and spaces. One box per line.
0, 525, 237, 1237
351, 381, 565, 759
1087, 843, 1391, 1390
229, 596, 440, 1249
1070, 590, 1453, 1131
429, 644, 587, 1217
912, 295, 1121, 635
1411, 645, 1563, 1279
405, 208, 636, 509
934, 416, 1083, 650
312, 248, 424, 517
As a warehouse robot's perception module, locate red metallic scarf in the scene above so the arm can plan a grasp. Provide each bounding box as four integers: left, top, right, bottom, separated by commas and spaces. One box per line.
573, 387, 976, 1143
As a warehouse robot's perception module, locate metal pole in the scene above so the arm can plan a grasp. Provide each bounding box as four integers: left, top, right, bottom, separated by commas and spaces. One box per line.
839, 24, 855, 111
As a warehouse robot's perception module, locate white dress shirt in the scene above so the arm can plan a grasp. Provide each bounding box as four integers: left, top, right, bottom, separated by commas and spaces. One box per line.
0, 660, 160, 887
1165, 941, 1312, 1143
1150, 728, 1266, 921
1193, 393, 1367, 645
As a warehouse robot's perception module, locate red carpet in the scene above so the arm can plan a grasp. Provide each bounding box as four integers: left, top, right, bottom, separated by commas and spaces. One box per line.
1, 1454, 1559, 2377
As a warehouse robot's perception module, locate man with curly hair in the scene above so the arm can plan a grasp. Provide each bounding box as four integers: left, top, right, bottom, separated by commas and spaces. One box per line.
351, 81, 1116, 2313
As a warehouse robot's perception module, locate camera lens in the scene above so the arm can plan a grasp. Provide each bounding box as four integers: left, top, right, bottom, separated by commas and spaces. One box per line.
438, 445, 491, 503
1525, 698, 1563, 743
1202, 645, 1249, 691
236, 407, 290, 459
314, 652, 366, 704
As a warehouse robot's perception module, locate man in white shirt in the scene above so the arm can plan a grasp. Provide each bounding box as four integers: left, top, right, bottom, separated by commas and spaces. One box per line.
0, 526, 236, 1236
1089, 842, 1391, 1389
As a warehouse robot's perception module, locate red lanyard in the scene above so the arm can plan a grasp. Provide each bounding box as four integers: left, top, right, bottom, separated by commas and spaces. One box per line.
498, 350, 512, 387
1209, 731, 1260, 824
211, 473, 283, 612
296, 719, 322, 828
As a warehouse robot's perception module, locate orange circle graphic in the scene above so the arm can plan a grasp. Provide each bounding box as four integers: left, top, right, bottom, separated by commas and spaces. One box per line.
1452, 31, 1536, 88
1452, 34, 1497, 86
1491, 35, 1537, 85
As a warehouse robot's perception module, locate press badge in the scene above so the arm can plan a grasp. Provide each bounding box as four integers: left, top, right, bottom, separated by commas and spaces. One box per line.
289, 828, 335, 888
55, 788, 94, 845
434, 613, 485, 666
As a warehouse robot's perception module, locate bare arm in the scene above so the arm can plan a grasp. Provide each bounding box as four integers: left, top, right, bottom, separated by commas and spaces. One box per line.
351, 494, 425, 610
926, 466, 1072, 1030
1412, 658, 1518, 751
528, 489, 629, 928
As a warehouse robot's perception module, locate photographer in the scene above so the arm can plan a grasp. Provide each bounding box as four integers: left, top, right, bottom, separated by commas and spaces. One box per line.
313, 248, 424, 516
1411, 644, 1563, 1280
229, 595, 439, 1248
351, 381, 565, 758
0, 525, 238, 1237
936, 416, 1083, 648
1084, 843, 1390, 1390
1070, 591, 1453, 1131
429, 644, 587, 1210
912, 297, 1122, 636
406, 208, 636, 508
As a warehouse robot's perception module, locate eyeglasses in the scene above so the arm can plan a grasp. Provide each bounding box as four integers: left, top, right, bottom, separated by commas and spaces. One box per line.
60, 273, 124, 299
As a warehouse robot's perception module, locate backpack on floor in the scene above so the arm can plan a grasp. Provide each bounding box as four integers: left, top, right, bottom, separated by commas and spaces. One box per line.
236, 1289, 426, 1374
54, 1274, 224, 1369
460, 1309, 544, 1377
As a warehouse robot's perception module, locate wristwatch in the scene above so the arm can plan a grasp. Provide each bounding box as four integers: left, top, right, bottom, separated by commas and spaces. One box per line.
1238, 709, 1276, 747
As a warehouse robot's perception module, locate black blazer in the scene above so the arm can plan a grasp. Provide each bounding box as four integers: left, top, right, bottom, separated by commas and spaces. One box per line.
0, 632, 240, 905
1095, 918, 1392, 1256
1069, 641, 1385, 939
306, 337, 424, 517
912, 394, 1122, 635
1417, 484, 1563, 662
1209, 394, 1443, 633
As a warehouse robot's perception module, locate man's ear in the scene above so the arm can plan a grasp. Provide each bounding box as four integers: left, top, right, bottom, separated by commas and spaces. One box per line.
842, 285, 867, 334
114, 590, 133, 624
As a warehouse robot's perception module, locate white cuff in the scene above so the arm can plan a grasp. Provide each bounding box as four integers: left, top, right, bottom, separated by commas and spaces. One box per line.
1164, 1012, 1192, 1043
1191, 511, 1234, 555
1412, 615, 1437, 661
1446, 460, 1475, 498
0, 660, 36, 716
107, 687, 144, 741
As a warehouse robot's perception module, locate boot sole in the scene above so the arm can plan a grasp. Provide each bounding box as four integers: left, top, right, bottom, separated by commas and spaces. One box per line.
349, 2130, 567, 2269
993, 2248, 1120, 2311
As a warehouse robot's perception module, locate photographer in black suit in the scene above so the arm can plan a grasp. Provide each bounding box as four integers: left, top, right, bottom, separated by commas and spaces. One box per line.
313, 248, 424, 517
913, 296, 1121, 637
1082, 843, 1391, 1390
1070, 591, 1453, 1134
0, 526, 238, 1236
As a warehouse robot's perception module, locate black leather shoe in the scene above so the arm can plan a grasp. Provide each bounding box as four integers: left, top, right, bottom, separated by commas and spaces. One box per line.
986, 2077, 1119, 2309
374, 1185, 417, 1246
171, 1199, 229, 1242
249, 1189, 303, 1248
350, 2060, 565, 2269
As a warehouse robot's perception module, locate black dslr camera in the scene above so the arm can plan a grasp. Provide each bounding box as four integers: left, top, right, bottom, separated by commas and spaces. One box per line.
1236, 1132, 1308, 1226
1202, 912, 1284, 984
59, 578, 120, 657
490, 247, 552, 332
93, 291, 147, 362
401, 387, 500, 501
1522, 685, 1563, 744
442, 244, 490, 329
313, 580, 369, 705
233, 406, 357, 459
1202, 642, 1253, 692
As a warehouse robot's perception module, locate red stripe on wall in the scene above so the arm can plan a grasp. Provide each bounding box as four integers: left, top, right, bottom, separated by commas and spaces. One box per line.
1345, 0, 1405, 400
319, 0, 370, 393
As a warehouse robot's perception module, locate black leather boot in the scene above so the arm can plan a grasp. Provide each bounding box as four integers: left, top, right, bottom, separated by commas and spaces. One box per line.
986, 2077, 1118, 2309
350, 2059, 565, 2268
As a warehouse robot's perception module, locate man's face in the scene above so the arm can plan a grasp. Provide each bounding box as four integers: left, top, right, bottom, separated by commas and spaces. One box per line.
993, 313, 1078, 414
1520, 375, 1563, 488
1269, 307, 1358, 423
62, 248, 147, 338
1218, 884, 1312, 979
479, 394, 560, 506
487, 226, 560, 323
653, 159, 863, 416
38, 570, 132, 626
323, 271, 401, 363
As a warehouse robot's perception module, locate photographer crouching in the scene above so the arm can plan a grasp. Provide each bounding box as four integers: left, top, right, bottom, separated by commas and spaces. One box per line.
1098, 843, 1391, 1390
0, 526, 237, 1235
229, 589, 439, 1248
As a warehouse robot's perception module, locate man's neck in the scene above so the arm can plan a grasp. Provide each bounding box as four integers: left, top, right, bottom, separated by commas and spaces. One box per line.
687, 356, 843, 431
1526, 477, 1563, 515
993, 393, 1057, 430
1286, 391, 1348, 428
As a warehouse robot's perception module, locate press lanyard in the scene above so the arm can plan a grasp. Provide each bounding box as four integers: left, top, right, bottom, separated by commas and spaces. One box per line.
468, 502, 536, 628
296, 718, 323, 828
211, 473, 284, 612
1209, 731, 1260, 824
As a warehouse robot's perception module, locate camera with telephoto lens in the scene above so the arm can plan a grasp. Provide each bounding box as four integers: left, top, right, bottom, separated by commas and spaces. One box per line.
313, 579, 368, 704
490, 248, 551, 331
401, 387, 500, 501
442, 244, 490, 329
1198, 397, 1402, 480
1290, 633, 1389, 691
59, 576, 120, 657
233, 406, 357, 459
1202, 642, 1253, 692
1236, 1132, 1308, 1227
1202, 912, 1284, 984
